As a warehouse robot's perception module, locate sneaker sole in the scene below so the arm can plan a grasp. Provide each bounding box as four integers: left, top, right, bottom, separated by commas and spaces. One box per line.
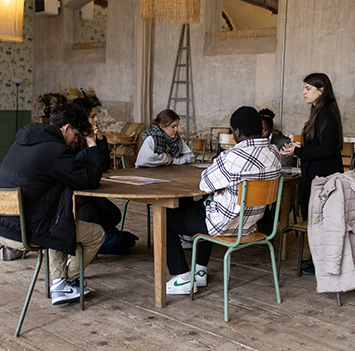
196, 281, 207, 287
52, 289, 91, 305
166, 287, 198, 295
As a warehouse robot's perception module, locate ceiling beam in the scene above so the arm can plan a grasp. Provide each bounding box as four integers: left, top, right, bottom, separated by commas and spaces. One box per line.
241, 0, 278, 14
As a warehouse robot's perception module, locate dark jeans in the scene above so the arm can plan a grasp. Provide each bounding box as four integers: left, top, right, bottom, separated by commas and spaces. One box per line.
79, 196, 121, 232
300, 179, 311, 221
167, 198, 213, 275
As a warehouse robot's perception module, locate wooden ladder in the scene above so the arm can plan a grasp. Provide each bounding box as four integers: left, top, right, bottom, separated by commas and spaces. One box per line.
167, 23, 193, 143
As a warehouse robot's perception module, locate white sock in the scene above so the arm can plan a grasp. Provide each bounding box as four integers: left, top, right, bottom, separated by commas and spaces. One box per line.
196, 264, 207, 273
179, 271, 191, 281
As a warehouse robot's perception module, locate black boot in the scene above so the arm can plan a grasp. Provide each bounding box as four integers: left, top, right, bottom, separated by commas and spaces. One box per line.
301, 257, 315, 276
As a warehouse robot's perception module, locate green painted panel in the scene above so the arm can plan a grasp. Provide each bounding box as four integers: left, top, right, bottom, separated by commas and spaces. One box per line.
0, 110, 32, 160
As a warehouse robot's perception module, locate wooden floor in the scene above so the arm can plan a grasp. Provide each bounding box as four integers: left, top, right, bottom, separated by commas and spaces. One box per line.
1, 199, 355, 351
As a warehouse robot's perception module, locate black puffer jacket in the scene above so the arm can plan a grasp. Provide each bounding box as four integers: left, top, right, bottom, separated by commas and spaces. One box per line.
0, 123, 102, 254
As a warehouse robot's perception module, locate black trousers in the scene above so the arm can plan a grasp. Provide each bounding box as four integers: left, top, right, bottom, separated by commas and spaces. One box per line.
167, 198, 213, 275
79, 196, 122, 232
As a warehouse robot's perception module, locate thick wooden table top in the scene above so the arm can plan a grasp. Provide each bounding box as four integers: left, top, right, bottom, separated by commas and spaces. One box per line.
74, 164, 206, 200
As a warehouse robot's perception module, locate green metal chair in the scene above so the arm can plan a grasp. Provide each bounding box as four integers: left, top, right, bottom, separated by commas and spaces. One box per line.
190, 176, 284, 322
0, 187, 84, 337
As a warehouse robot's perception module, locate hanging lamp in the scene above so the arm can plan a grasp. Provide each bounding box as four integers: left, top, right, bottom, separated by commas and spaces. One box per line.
140, 0, 200, 23
0, 0, 25, 42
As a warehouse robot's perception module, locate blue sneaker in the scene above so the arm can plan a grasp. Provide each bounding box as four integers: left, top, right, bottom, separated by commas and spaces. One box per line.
51, 278, 90, 305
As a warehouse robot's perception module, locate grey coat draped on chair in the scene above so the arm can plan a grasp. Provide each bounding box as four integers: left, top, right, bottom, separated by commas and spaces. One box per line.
308, 171, 355, 293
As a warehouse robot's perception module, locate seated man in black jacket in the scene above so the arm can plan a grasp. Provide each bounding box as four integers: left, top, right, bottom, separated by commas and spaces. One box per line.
0, 103, 105, 305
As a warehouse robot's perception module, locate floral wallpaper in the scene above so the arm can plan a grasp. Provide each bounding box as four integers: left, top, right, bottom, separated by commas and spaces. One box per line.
0, 0, 33, 111
79, 4, 107, 43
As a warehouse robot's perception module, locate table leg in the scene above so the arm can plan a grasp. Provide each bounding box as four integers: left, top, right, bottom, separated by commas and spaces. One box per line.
153, 205, 167, 308
279, 182, 291, 260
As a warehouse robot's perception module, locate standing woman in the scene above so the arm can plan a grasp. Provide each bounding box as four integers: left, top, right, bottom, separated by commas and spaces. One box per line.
281, 73, 343, 219
135, 109, 194, 168
281, 73, 344, 273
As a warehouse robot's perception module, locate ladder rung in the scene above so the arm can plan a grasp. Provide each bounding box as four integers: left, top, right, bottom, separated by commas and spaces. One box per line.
171, 98, 187, 101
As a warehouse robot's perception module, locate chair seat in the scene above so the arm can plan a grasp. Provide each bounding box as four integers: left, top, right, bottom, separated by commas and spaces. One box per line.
284, 219, 308, 231
193, 231, 267, 244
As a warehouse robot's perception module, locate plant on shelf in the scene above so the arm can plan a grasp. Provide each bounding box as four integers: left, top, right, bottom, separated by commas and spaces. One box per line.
38, 88, 99, 124
38, 92, 68, 123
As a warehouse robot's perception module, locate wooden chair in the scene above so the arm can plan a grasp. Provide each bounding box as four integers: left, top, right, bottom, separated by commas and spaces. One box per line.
287, 134, 302, 143
276, 220, 308, 281
191, 138, 207, 162
342, 142, 354, 171
276, 219, 342, 307
0, 188, 85, 336
217, 133, 236, 155
104, 122, 146, 169
190, 176, 284, 322
210, 127, 231, 152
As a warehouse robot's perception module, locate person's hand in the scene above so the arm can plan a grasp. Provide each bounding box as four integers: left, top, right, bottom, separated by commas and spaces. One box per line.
85, 132, 97, 148
280, 142, 300, 157
92, 123, 103, 140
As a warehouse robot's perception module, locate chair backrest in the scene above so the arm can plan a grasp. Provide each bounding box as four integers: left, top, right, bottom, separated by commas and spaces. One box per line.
0, 187, 31, 251
236, 176, 283, 242
217, 133, 236, 155
288, 134, 302, 143
121, 122, 146, 143
210, 127, 231, 152
191, 138, 207, 162
342, 142, 354, 171
237, 177, 281, 207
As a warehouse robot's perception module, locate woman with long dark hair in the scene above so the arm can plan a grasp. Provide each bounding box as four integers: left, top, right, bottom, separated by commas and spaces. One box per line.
281, 73, 344, 274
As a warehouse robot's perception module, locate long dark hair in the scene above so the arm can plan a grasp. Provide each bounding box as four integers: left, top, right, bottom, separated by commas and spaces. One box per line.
302, 73, 343, 149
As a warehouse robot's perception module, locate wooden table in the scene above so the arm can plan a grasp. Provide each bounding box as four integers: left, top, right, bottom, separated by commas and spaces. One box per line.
74, 165, 206, 308
74, 165, 300, 306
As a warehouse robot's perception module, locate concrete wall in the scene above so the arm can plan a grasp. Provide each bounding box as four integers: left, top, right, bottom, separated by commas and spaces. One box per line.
22, 0, 355, 137
277, 0, 355, 136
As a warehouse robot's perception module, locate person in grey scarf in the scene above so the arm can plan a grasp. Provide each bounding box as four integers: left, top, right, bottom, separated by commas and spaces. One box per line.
135, 109, 194, 168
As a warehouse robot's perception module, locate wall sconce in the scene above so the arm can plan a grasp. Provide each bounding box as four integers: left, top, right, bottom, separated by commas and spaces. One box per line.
0, 0, 25, 42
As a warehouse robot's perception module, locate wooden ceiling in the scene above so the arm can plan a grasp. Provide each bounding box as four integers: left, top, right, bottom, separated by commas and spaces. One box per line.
241, 0, 278, 14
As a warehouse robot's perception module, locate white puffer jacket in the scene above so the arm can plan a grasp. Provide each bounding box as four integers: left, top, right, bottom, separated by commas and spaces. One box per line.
308, 171, 355, 293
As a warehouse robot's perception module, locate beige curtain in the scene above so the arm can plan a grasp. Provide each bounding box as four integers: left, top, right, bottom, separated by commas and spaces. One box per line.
134, 2, 154, 125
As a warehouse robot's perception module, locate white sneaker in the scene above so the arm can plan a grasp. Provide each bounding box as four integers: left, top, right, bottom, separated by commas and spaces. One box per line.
166, 274, 198, 295
195, 268, 207, 287
50, 278, 90, 305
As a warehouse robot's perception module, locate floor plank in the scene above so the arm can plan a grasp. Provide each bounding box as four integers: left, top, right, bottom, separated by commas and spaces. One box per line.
1, 199, 355, 351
